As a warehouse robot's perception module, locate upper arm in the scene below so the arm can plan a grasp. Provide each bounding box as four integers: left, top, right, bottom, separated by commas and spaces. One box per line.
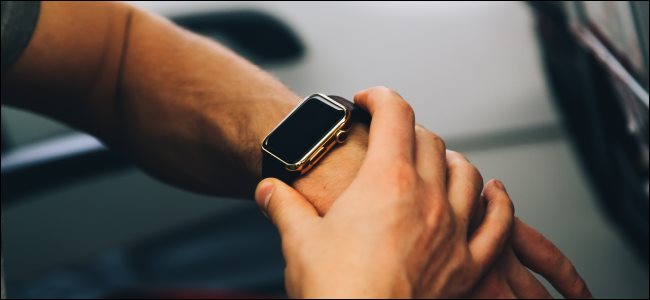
1, 1, 134, 139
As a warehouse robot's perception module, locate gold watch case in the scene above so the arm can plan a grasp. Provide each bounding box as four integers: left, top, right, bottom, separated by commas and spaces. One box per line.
261, 93, 352, 174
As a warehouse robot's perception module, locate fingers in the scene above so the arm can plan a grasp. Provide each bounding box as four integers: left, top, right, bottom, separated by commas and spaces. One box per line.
467, 257, 518, 299
414, 124, 448, 191
468, 195, 486, 236
469, 179, 515, 275
511, 218, 593, 299
502, 247, 553, 299
354, 86, 416, 168
445, 150, 483, 232
255, 178, 320, 237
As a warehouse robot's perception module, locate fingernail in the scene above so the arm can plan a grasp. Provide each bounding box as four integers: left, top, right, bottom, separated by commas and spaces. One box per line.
494, 179, 505, 190
256, 180, 275, 216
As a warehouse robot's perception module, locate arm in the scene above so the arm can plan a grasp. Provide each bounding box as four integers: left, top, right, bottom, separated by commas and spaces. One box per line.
254, 88, 515, 298
1, 1, 367, 201
0, 3, 588, 297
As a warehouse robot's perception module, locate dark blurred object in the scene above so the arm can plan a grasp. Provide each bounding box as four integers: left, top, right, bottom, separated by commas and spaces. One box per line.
1, 123, 9, 153
115, 206, 285, 299
108, 290, 282, 300
530, 1, 649, 260
172, 10, 305, 65
7, 206, 286, 299
0, 134, 131, 206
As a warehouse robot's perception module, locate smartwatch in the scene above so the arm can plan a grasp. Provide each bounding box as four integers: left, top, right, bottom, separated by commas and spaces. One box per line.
261, 94, 370, 183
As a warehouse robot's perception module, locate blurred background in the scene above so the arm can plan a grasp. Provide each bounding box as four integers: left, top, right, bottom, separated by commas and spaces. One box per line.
1, 1, 648, 299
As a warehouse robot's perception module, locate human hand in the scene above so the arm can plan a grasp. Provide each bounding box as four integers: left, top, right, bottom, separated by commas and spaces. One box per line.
290, 121, 369, 215
466, 186, 593, 299
255, 87, 514, 298
298, 132, 592, 299
436, 154, 591, 300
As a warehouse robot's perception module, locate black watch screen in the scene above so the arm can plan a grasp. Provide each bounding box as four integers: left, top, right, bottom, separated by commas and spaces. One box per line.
263, 95, 346, 164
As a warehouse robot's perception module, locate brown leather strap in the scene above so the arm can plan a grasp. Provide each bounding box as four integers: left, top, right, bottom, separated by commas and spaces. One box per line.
327, 95, 371, 126
262, 148, 300, 183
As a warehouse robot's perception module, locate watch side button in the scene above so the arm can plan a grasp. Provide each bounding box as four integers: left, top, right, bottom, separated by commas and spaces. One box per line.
335, 130, 349, 143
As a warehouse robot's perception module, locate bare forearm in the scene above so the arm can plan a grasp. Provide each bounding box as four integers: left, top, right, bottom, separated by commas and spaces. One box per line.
2, 2, 297, 195
111, 3, 302, 195
114, 4, 370, 201
2, 1, 366, 202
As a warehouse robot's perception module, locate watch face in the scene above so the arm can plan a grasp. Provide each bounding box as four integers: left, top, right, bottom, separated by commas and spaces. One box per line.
264, 95, 346, 165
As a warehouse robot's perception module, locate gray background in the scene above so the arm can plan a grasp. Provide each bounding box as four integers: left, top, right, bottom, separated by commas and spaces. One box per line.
2, 2, 648, 298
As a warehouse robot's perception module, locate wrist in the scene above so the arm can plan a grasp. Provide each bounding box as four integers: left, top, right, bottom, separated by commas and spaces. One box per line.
292, 122, 369, 215
247, 95, 299, 177
254, 95, 369, 214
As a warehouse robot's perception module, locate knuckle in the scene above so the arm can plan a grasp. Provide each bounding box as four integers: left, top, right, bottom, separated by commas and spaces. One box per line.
484, 180, 515, 220
464, 162, 484, 192
367, 86, 395, 101
367, 86, 414, 122
430, 133, 447, 152
415, 124, 426, 135
446, 150, 465, 168
426, 202, 453, 232
373, 85, 395, 96
508, 196, 515, 215
394, 99, 415, 121
495, 191, 515, 219
501, 189, 515, 213
569, 272, 589, 297
559, 256, 575, 274
473, 167, 485, 189
447, 151, 481, 184
418, 128, 446, 154
425, 205, 443, 231
485, 179, 504, 196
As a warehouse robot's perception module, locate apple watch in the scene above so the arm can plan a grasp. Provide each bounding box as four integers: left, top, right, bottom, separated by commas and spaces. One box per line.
261, 94, 370, 183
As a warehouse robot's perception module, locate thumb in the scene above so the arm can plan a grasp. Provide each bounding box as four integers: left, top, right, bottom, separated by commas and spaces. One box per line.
255, 178, 320, 234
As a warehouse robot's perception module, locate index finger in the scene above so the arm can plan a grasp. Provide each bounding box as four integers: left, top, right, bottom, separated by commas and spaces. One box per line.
511, 218, 593, 299
354, 86, 416, 167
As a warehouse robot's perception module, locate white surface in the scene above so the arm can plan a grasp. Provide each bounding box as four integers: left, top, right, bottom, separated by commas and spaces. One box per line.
134, 1, 558, 139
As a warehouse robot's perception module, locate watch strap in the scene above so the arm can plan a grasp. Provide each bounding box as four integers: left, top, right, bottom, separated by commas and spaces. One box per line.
327, 95, 371, 126
262, 148, 301, 183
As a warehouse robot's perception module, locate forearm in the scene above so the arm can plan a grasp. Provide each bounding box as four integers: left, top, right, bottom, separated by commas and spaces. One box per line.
2, 2, 286, 195
2, 1, 367, 203
108, 3, 301, 196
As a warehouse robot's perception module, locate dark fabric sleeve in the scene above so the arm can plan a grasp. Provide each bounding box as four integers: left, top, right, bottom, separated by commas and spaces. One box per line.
1, 2, 40, 298
1, 1, 41, 72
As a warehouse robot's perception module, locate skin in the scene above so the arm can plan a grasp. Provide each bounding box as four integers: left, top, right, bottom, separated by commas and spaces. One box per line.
258, 88, 592, 298
255, 88, 516, 298
1, 2, 591, 298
